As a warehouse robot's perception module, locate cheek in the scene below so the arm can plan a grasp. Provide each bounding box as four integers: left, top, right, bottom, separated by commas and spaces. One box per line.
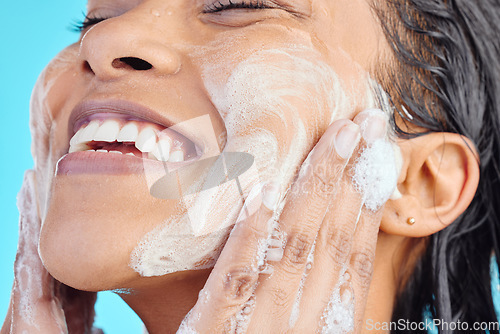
201, 45, 353, 181
128, 43, 352, 278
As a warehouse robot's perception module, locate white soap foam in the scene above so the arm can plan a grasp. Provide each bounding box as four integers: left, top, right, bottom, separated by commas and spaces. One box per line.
320, 266, 355, 334
232, 294, 256, 334
351, 139, 399, 211
176, 309, 200, 334
289, 239, 316, 328
15, 172, 42, 328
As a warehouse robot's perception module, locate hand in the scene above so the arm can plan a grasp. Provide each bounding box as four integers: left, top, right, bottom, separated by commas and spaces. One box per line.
2, 171, 99, 334
178, 109, 393, 333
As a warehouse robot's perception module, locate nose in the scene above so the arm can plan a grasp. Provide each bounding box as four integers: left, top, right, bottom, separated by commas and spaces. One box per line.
79, 16, 182, 79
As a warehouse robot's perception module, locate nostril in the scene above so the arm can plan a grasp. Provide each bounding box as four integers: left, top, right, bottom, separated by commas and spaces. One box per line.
112, 57, 153, 71
83, 61, 94, 74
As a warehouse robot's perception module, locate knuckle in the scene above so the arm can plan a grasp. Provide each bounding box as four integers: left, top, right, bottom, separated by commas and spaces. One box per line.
325, 227, 352, 263
269, 287, 290, 309
349, 250, 375, 287
310, 163, 342, 197
283, 233, 313, 267
232, 219, 265, 241
222, 269, 259, 304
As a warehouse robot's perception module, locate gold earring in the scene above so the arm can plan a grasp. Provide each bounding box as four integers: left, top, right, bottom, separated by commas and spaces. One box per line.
407, 217, 416, 225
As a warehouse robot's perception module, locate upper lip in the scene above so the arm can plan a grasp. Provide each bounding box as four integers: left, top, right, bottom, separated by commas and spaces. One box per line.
68, 99, 205, 153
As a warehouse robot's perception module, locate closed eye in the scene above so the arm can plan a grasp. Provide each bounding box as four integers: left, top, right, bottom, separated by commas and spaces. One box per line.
72, 13, 108, 32
203, 0, 272, 13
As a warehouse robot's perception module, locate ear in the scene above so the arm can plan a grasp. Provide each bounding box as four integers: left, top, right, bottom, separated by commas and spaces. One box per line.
381, 132, 480, 237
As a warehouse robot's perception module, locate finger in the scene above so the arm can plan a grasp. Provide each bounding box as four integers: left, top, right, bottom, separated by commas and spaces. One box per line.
311, 208, 383, 334
346, 207, 383, 330
294, 174, 363, 329
180, 182, 280, 333
342, 109, 394, 331
306, 109, 392, 333
249, 120, 361, 330
9, 171, 68, 334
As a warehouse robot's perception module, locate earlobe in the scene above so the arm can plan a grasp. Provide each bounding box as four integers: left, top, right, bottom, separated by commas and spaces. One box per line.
380, 132, 480, 237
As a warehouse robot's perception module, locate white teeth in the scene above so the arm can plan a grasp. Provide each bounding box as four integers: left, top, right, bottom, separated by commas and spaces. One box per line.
135, 127, 157, 153
151, 138, 172, 162
70, 127, 84, 146
69, 119, 193, 161
117, 123, 139, 142
169, 150, 184, 162
69, 144, 88, 153
94, 120, 120, 142
78, 120, 100, 143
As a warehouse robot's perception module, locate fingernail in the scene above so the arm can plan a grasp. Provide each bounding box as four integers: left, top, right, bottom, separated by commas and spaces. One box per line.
259, 264, 274, 275
268, 237, 283, 248
357, 109, 388, 143
266, 248, 284, 262
262, 181, 280, 211
334, 123, 361, 159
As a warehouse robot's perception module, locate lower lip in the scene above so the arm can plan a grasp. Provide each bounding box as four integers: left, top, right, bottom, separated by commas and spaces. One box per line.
56, 151, 196, 175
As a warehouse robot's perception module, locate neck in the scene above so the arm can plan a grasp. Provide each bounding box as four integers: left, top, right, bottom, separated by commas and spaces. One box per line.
362, 231, 421, 333
120, 269, 211, 334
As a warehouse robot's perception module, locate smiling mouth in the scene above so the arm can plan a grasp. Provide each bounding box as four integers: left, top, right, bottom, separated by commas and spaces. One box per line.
69, 114, 199, 162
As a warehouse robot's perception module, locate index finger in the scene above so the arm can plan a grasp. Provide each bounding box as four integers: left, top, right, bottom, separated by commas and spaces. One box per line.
179, 181, 280, 333
248, 119, 361, 329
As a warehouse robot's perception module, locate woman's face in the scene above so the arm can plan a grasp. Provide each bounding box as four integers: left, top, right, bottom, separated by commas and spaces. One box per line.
37, 0, 387, 290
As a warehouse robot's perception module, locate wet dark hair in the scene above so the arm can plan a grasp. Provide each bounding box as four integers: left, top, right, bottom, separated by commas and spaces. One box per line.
374, 0, 500, 333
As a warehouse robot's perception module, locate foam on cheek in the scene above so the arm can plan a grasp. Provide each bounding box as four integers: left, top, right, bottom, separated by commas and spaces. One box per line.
130, 46, 349, 277
204, 46, 350, 185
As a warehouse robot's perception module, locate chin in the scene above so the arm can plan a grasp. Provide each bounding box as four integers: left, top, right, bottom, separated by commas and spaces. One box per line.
38, 214, 136, 292
38, 169, 236, 291
39, 173, 164, 291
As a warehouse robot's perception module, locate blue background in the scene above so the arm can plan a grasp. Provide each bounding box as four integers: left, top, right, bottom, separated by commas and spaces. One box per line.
0, 1, 144, 332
